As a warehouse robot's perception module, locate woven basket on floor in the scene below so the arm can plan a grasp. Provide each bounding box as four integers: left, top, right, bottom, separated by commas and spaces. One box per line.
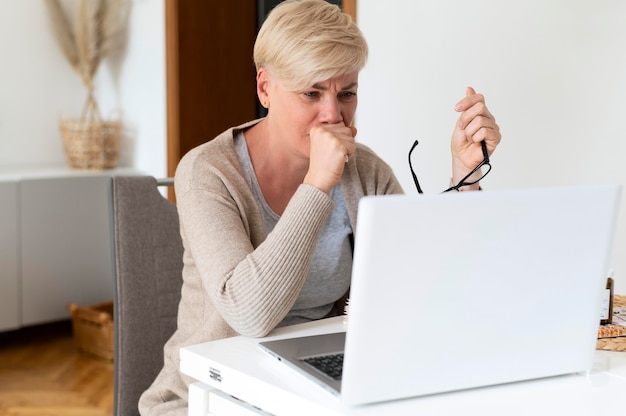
59, 118, 121, 170
69, 300, 114, 361
596, 295, 626, 352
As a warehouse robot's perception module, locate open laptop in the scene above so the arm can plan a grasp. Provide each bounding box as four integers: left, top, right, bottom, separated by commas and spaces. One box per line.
259, 184, 621, 406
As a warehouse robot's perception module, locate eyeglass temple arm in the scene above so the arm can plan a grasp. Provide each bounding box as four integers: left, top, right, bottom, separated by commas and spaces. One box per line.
481, 139, 489, 163
408, 140, 424, 194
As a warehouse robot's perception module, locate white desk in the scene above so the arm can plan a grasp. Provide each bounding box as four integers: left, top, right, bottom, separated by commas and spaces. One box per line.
180, 317, 626, 416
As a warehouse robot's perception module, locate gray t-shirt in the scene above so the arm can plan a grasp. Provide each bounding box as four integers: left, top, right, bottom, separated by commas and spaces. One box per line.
234, 132, 352, 326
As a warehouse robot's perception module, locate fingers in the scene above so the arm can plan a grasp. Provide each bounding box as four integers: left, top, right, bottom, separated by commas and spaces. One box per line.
345, 126, 358, 162
320, 122, 357, 159
462, 113, 500, 144
455, 96, 493, 129
454, 87, 482, 112
454, 87, 501, 151
305, 123, 356, 193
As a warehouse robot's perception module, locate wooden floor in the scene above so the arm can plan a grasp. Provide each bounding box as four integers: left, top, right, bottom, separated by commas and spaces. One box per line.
0, 321, 114, 416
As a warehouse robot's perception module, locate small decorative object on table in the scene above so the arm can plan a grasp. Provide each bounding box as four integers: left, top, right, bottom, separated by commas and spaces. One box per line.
597, 294, 626, 352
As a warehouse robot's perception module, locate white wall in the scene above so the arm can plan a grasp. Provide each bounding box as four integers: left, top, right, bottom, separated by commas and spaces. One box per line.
97, 0, 166, 177
2, 0, 624, 291
357, 0, 626, 290
0, 1, 84, 167
0, 0, 166, 178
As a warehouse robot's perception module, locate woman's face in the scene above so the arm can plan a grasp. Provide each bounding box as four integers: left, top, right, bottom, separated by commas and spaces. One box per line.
260, 69, 359, 160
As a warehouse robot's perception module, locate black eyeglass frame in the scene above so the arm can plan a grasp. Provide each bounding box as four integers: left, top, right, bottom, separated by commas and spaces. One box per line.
408, 139, 491, 194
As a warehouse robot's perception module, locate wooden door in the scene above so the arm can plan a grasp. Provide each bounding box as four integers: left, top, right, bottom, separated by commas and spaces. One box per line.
165, 0, 258, 182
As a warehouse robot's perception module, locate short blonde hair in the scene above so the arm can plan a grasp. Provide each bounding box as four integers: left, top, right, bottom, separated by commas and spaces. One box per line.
254, 0, 368, 91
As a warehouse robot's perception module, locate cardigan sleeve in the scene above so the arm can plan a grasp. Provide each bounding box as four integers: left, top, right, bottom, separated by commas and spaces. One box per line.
176, 148, 335, 337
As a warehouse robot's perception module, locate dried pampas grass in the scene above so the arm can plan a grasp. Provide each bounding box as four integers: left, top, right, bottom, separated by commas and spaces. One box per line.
46, 0, 130, 118
46, 0, 130, 170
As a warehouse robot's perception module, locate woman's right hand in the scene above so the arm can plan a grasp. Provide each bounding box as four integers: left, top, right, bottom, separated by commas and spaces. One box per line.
303, 123, 357, 194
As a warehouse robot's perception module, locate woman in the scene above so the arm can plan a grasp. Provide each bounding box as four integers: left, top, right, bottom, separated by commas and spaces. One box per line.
139, 0, 501, 414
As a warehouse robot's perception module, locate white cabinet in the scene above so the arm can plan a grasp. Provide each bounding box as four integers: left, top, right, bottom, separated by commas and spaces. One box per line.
0, 182, 20, 331
0, 168, 139, 330
20, 176, 115, 325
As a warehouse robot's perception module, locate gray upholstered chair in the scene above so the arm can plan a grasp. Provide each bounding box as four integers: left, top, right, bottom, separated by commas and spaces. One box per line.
110, 176, 183, 416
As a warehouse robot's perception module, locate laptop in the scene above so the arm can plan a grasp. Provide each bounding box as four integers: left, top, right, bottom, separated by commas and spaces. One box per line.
259, 184, 622, 406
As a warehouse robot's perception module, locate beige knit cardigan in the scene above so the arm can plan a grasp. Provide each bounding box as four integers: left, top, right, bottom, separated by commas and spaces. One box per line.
139, 119, 403, 415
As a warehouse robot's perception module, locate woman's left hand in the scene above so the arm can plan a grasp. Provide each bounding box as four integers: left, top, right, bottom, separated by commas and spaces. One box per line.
450, 87, 501, 189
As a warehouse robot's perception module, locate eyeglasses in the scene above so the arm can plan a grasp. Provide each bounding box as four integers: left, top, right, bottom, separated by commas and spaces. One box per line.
408, 140, 491, 194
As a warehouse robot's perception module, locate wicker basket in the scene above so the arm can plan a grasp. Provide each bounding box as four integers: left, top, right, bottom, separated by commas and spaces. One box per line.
596, 295, 626, 352
59, 118, 121, 170
69, 300, 114, 361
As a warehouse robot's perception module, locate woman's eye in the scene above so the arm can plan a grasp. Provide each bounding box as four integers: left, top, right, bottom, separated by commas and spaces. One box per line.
340, 91, 356, 100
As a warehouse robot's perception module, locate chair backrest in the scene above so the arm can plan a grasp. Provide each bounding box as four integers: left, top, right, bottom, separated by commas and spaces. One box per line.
110, 176, 183, 416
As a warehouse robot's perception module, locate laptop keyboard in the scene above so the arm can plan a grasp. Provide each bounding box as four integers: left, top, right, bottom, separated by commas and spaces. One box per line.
301, 353, 344, 380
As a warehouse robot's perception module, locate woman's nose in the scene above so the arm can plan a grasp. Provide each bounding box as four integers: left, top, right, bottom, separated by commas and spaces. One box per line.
319, 98, 342, 124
